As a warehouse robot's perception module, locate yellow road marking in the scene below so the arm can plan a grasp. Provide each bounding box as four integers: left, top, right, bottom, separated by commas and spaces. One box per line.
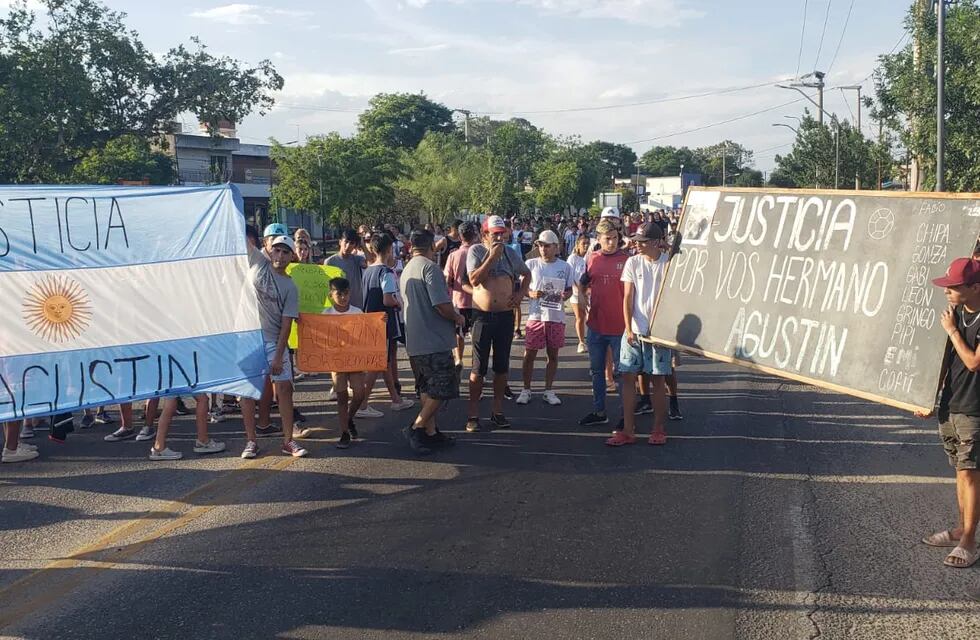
0, 454, 300, 631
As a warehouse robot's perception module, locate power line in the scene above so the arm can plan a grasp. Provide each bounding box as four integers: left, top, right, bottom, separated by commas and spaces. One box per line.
825, 0, 856, 76
274, 79, 789, 118
840, 87, 856, 122
622, 96, 811, 145
795, 0, 810, 78
813, 0, 834, 69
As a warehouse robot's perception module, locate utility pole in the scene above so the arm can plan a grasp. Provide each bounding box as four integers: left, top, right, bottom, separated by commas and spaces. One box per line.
839, 85, 862, 131
453, 109, 472, 143
936, 0, 948, 191
722, 142, 727, 186
780, 71, 826, 125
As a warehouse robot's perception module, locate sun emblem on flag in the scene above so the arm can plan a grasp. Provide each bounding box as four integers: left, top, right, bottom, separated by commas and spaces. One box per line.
22, 275, 92, 342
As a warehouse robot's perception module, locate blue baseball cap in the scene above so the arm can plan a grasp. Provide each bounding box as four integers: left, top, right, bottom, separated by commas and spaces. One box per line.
263, 222, 288, 237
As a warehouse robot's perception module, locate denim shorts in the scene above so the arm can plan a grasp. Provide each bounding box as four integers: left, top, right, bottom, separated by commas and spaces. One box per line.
619, 339, 673, 376
939, 413, 979, 470
265, 342, 293, 383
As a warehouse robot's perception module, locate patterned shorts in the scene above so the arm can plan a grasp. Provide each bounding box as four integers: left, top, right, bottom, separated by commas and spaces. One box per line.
525, 320, 565, 350
939, 413, 979, 470
409, 351, 460, 401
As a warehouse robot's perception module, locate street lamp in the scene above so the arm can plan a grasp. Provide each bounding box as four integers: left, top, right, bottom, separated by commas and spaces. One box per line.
772, 123, 799, 135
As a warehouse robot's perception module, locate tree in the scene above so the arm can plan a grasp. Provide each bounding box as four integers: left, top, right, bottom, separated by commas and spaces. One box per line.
487, 118, 548, 190
470, 161, 515, 215
772, 113, 880, 189
400, 132, 484, 222
271, 133, 404, 228
874, 1, 980, 191
0, 0, 282, 183
582, 140, 637, 179
639, 146, 700, 177
357, 92, 455, 150
533, 158, 581, 212
733, 169, 765, 188
694, 140, 754, 186
71, 134, 173, 184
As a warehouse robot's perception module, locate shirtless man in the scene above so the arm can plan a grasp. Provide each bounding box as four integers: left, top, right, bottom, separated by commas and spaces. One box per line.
464, 215, 531, 432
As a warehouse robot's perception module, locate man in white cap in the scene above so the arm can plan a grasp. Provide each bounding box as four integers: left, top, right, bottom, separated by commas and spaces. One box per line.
515, 230, 574, 406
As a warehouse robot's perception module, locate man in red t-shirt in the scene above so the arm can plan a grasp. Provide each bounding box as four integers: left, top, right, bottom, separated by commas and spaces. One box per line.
577, 218, 628, 427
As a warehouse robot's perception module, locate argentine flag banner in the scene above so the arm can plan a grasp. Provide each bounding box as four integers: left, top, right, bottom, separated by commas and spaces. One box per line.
0, 184, 268, 421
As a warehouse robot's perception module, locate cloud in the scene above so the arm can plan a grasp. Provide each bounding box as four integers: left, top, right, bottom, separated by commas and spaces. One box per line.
398, 0, 705, 26
189, 4, 313, 26
388, 43, 450, 55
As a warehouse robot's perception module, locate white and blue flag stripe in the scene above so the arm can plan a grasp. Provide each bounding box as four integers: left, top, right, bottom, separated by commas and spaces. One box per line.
0, 184, 267, 421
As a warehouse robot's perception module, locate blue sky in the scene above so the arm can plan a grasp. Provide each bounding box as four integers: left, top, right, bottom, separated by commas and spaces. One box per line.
6, 1, 911, 172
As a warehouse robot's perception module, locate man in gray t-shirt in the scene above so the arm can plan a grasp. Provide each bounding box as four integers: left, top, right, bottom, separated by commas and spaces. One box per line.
249, 246, 299, 344
243, 235, 306, 458
324, 229, 367, 307
400, 230, 464, 456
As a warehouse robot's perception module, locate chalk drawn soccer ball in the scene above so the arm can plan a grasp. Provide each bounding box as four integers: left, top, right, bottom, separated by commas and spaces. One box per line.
867, 208, 895, 240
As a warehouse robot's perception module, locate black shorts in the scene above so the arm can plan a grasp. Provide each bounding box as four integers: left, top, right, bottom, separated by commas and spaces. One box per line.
471, 309, 515, 376
409, 351, 460, 400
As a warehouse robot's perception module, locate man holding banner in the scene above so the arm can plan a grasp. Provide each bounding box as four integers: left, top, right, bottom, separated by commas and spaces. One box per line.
920, 258, 980, 569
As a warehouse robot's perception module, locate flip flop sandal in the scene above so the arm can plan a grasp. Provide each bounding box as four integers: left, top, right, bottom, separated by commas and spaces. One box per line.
922, 530, 960, 547
943, 546, 980, 569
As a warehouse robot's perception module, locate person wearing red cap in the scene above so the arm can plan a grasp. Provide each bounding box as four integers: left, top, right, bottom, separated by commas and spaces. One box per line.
919, 257, 980, 569
464, 215, 531, 431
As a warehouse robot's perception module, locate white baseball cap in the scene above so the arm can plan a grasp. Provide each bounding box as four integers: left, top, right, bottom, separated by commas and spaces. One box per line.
483, 215, 507, 233
270, 235, 296, 252
600, 206, 621, 219
536, 230, 560, 245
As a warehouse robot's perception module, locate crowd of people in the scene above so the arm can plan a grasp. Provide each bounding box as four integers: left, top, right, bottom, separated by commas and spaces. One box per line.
0, 206, 687, 462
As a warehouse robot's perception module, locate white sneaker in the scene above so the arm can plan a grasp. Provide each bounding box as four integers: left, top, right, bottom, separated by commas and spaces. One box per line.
135, 426, 156, 441
390, 399, 415, 411
2, 445, 39, 463
193, 439, 226, 455
19, 425, 35, 439
19, 442, 38, 452
208, 410, 224, 424
326, 387, 338, 402
241, 440, 259, 459
576, 342, 587, 354
356, 405, 384, 419
149, 447, 183, 461
515, 389, 532, 405
542, 390, 562, 406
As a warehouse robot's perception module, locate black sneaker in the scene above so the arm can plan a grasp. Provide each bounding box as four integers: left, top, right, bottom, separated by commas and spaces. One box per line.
407, 427, 432, 455
579, 412, 609, 427
465, 417, 480, 433
348, 420, 359, 440
94, 409, 115, 425
490, 413, 510, 429
336, 431, 351, 449
256, 424, 283, 438
293, 408, 306, 425
668, 407, 684, 420
174, 398, 191, 415
635, 397, 653, 415
424, 429, 456, 447
503, 386, 515, 400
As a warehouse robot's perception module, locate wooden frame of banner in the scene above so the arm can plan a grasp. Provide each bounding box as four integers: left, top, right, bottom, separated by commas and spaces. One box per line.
642, 186, 980, 415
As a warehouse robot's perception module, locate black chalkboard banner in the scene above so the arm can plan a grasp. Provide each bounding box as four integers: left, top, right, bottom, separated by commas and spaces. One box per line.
648, 187, 980, 412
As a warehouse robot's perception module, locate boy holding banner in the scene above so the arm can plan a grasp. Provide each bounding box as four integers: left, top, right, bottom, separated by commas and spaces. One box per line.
324, 278, 367, 450
920, 257, 980, 569
606, 223, 672, 447
240, 235, 308, 459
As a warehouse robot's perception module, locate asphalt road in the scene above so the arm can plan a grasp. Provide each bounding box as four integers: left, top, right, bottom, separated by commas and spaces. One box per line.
1, 328, 979, 639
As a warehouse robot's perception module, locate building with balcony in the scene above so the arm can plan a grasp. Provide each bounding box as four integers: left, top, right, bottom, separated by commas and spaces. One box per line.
164, 122, 323, 239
